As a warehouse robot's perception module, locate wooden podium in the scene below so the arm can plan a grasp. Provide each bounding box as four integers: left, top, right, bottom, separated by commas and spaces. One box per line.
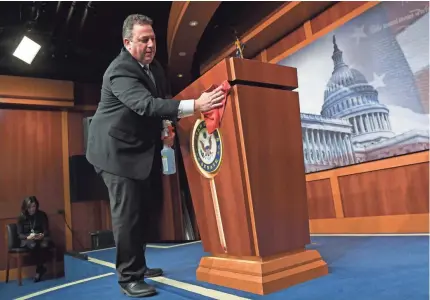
174, 57, 328, 295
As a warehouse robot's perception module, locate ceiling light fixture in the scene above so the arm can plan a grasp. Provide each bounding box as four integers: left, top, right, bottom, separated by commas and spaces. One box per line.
177, 74, 183, 78
13, 36, 41, 64
189, 21, 198, 27
178, 52, 186, 57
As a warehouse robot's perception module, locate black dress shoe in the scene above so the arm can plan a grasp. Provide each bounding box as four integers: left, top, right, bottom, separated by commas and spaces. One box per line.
34, 265, 47, 283
121, 281, 156, 298
144, 268, 163, 278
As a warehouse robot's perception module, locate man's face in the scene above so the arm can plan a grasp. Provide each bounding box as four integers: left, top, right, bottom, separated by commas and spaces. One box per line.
124, 24, 156, 65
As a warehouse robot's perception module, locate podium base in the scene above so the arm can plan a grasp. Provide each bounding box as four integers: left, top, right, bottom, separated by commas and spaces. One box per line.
196, 249, 328, 295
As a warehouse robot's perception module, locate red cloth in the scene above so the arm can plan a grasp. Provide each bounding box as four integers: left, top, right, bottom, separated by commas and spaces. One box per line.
202, 80, 231, 134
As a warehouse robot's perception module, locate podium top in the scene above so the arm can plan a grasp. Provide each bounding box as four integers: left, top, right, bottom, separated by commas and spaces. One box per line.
220, 57, 298, 91
175, 57, 298, 100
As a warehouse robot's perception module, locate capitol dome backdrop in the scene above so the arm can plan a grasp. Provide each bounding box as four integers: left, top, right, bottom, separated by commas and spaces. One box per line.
279, 1, 429, 173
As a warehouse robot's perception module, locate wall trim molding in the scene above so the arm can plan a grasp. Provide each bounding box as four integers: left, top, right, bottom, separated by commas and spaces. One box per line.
310, 213, 429, 234
62, 111, 73, 251
306, 151, 429, 181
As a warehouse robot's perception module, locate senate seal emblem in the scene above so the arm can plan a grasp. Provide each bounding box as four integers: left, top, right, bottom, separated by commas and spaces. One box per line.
191, 119, 223, 178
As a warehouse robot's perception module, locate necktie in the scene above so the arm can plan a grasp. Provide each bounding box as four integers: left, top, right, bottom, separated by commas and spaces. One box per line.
144, 65, 156, 88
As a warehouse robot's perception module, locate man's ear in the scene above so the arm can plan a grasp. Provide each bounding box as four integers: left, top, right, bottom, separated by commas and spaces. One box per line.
123, 39, 131, 50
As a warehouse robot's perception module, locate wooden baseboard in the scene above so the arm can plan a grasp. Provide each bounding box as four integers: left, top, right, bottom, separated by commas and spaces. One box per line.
309, 213, 429, 234
0, 261, 64, 282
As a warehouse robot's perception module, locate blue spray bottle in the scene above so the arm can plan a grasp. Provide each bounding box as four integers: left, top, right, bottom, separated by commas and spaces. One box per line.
161, 120, 176, 175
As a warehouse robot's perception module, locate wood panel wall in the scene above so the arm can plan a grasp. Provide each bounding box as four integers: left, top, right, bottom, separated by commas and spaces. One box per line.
306, 152, 429, 233
0, 77, 112, 281
0, 109, 66, 273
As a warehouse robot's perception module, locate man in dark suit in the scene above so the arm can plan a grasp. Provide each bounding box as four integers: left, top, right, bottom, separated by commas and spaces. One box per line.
86, 14, 225, 298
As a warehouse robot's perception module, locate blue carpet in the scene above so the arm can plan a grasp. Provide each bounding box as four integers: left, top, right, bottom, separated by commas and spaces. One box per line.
0, 274, 88, 300
1, 236, 428, 300
87, 236, 430, 300
29, 274, 213, 300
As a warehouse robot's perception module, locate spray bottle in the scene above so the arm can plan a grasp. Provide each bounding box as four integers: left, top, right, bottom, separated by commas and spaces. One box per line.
161, 120, 176, 175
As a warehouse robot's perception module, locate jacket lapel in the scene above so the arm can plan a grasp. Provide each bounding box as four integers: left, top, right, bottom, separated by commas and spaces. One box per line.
120, 48, 158, 96
139, 65, 158, 96
149, 62, 165, 98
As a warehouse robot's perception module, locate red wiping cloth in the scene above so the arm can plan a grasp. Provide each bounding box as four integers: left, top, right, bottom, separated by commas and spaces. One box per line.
202, 80, 231, 134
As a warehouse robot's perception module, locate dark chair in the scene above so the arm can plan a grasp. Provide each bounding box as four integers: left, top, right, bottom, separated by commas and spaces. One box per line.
4, 223, 57, 286
90, 230, 115, 250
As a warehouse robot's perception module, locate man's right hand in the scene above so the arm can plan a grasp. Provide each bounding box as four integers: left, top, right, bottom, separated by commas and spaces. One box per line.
194, 85, 226, 112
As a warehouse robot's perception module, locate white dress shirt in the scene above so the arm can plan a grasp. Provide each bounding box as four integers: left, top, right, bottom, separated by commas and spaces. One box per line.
139, 62, 195, 119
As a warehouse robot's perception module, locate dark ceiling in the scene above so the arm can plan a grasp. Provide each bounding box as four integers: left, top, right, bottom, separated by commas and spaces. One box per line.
0, 1, 284, 92
0, 1, 171, 84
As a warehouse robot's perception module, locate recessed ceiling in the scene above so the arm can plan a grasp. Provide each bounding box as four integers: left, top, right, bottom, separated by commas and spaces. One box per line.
0, 1, 334, 95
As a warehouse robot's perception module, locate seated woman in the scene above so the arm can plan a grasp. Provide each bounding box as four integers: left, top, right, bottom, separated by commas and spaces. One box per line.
17, 196, 52, 282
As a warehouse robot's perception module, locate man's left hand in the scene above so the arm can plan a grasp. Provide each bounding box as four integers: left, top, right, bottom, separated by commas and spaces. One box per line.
35, 233, 44, 240
162, 132, 175, 147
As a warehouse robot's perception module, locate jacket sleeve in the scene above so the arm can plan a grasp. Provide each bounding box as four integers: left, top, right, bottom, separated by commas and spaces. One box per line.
41, 211, 50, 237
17, 218, 28, 240
110, 65, 180, 118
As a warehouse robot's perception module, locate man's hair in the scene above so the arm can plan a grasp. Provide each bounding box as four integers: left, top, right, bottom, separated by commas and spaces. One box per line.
122, 14, 153, 40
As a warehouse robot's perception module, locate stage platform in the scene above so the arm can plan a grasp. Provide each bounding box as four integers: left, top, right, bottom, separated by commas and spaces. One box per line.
1, 235, 428, 300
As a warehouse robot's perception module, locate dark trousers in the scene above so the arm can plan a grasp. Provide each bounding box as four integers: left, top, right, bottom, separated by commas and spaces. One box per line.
100, 170, 161, 284
21, 237, 52, 272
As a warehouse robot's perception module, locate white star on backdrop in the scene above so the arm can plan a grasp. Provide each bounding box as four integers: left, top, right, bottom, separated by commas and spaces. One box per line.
351, 26, 367, 45
370, 73, 386, 89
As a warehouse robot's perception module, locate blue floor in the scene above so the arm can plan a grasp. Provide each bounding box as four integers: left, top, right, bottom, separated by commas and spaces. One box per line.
1, 236, 428, 300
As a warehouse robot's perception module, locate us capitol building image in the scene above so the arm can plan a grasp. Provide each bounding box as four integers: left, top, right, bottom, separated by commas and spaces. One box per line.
300, 36, 429, 173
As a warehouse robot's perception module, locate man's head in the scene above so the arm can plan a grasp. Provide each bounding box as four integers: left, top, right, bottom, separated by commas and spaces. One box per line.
123, 14, 156, 65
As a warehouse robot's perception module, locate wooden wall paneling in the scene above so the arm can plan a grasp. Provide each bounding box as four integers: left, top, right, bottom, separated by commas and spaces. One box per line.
305, 179, 336, 219
0, 109, 64, 219
265, 26, 307, 62
305, 151, 429, 233
338, 162, 430, 218
71, 201, 110, 251
61, 111, 73, 251
0, 75, 74, 108
310, 1, 368, 34
329, 176, 344, 218
309, 213, 429, 234
0, 108, 66, 273
259, 49, 268, 62
303, 20, 313, 38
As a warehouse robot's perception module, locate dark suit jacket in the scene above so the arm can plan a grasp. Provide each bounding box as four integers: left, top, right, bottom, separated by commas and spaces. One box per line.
86, 48, 180, 180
